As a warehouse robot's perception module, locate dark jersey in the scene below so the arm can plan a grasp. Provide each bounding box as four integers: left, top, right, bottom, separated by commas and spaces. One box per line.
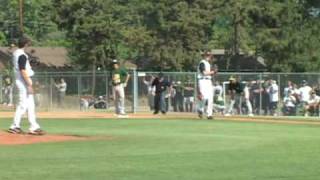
152, 78, 171, 94
184, 89, 194, 97
228, 81, 243, 94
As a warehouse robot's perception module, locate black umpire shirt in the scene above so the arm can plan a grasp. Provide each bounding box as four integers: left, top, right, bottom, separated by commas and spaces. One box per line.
152, 78, 171, 94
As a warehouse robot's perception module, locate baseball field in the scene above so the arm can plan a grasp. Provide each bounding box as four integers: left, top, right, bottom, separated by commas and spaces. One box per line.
1, 113, 320, 180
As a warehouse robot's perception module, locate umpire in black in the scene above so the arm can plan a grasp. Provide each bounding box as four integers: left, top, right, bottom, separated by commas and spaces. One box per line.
152, 73, 172, 114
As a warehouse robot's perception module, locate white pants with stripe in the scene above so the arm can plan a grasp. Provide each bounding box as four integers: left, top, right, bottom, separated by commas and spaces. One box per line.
11, 80, 40, 131
113, 83, 125, 114
197, 79, 213, 117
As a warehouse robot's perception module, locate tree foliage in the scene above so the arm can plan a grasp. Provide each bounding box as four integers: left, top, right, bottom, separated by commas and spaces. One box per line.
1, 0, 320, 72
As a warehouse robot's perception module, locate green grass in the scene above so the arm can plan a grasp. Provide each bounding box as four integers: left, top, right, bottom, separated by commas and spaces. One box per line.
1, 118, 320, 180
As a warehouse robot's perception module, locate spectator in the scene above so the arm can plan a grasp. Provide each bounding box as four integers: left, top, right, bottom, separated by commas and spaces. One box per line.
33, 80, 44, 107
283, 80, 293, 97
54, 78, 67, 107
143, 75, 155, 111
251, 80, 262, 114
299, 80, 312, 105
173, 81, 184, 112
262, 81, 270, 115
213, 81, 224, 114
183, 82, 195, 112
243, 82, 254, 116
2, 76, 13, 106
282, 90, 297, 116
267, 80, 279, 116
304, 91, 320, 117
314, 83, 320, 96
291, 83, 301, 105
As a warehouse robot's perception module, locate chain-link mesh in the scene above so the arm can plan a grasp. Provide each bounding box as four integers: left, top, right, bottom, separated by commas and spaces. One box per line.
1, 72, 320, 117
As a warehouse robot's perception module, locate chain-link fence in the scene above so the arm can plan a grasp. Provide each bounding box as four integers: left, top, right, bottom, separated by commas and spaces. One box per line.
1, 72, 320, 117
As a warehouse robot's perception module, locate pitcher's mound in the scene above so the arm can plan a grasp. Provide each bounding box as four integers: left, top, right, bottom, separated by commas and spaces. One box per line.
0, 131, 89, 145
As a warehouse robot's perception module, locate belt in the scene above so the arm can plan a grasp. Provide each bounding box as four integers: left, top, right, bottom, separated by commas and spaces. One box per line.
113, 83, 122, 86
198, 78, 212, 80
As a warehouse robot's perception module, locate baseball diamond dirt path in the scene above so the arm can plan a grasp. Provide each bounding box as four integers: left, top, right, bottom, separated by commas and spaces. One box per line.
0, 111, 320, 125
0, 131, 91, 145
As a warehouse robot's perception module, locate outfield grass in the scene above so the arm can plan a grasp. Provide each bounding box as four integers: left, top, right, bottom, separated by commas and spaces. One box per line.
1, 118, 320, 180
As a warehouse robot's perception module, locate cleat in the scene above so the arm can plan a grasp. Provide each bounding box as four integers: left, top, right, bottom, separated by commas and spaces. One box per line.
7, 127, 24, 134
117, 114, 129, 118
197, 110, 203, 119
28, 129, 45, 136
207, 116, 213, 120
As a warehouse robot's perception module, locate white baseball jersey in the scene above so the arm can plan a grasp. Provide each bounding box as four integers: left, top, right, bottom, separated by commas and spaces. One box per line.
197, 60, 211, 80
268, 83, 279, 102
244, 86, 250, 99
299, 86, 312, 102
13, 49, 34, 82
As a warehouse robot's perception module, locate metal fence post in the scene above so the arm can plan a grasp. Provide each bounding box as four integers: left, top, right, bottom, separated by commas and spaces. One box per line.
50, 77, 53, 111
77, 74, 82, 111
105, 72, 109, 109
259, 73, 263, 115
278, 73, 281, 116
194, 72, 198, 113
132, 69, 138, 113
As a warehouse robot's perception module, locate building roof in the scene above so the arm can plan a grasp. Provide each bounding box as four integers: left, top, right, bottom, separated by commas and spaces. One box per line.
215, 54, 267, 72
0, 47, 71, 71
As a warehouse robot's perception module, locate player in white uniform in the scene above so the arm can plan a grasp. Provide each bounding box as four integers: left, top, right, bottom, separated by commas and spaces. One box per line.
243, 82, 254, 116
8, 37, 44, 135
197, 51, 217, 119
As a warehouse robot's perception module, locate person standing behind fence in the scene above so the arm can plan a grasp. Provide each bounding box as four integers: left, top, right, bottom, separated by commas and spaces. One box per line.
2, 76, 13, 106
143, 75, 155, 111
55, 78, 67, 107
213, 81, 224, 114
8, 37, 44, 135
173, 81, 184, 112
299, 80, 312, 106
282, 90, 297, 116
33, 80, 44, 107
267, 80, 279, 116
243, 82, 254, 116
152, 73, 172, 115
197, 51, 217, 120
111, 59, 130, 117
184, 82, 195, 112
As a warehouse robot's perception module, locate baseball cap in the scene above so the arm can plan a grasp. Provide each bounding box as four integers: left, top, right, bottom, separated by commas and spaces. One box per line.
301, 80, 307, 84
229, 76, 236, 81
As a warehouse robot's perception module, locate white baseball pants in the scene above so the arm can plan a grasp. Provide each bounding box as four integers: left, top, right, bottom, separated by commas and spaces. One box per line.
11, 80, 40, 131
198, 79, 213, 117
113, 83, 125, 114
